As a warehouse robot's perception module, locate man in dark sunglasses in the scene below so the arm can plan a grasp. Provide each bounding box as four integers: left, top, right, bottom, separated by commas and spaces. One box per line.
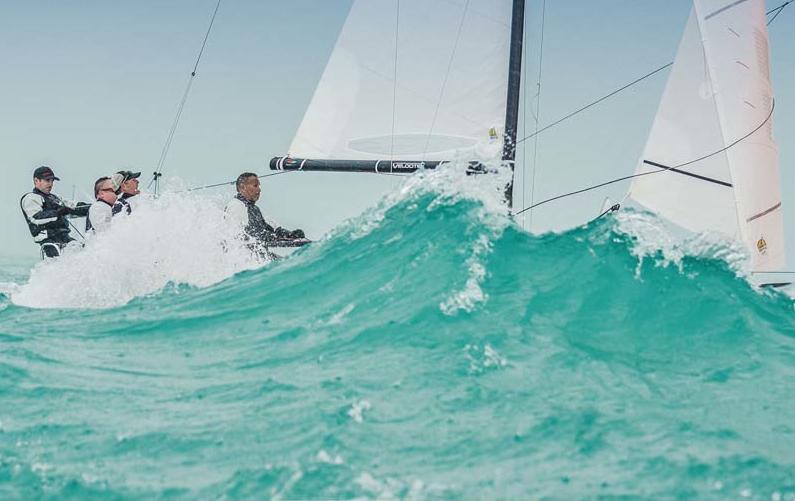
86, 177, 119, 233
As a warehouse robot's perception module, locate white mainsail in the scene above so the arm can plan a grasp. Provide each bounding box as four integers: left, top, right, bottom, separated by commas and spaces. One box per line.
287, 0, 512, 163
629, 0, 784, 271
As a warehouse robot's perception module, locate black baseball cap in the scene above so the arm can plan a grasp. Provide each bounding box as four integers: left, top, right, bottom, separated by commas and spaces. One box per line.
116, 170, 141, 182
33, 166, 60, 181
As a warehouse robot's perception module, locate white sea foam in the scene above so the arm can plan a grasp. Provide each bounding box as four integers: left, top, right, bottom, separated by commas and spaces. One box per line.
354, 471, 437, 500
613, 208, 752, 280
344, 157, 512, 241
0, 282, 20, 297
326, 303, 356, 326
315, 449, 344, 465
464, 343, 508, 374
11, 190, 263, 309
347, 399, 372, 423
440, 234, 492, 315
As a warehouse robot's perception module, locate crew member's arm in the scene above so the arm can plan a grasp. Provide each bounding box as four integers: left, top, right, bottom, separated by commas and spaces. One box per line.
21, 193, 69, 228
65, 201, 91, 218
245, 218, 308, 245
273, 226, 305, 240
264, 224, 308, 246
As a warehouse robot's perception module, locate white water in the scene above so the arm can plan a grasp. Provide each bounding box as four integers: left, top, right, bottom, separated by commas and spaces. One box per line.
12, 191, 262, 309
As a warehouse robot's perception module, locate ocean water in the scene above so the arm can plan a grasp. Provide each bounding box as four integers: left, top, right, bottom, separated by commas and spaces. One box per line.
1, 166, 794, 500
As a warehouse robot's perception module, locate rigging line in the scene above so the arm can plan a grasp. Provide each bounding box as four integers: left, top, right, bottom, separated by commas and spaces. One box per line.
68, 220, 85, 241
192, 0, 222, 76
155, 78, 194, 173
752, 270, 795, 274
422, 0, 470, 157
389, 0, 400, 166
513, 99, 775, 216
767, 0, 791, 16
767, 0, 791, 24
516, 62, 673, 144
183, 169, 299, 193
152, 0, 223, 191
527, 0, 547, 230
182, 168, 406, 194
515, 1, 788, 145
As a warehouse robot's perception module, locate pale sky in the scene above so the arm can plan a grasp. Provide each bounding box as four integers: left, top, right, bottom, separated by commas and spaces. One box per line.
2, 1, 794, 265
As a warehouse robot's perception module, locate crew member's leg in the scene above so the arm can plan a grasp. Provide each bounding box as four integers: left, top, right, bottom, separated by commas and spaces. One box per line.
40, 243, 61, 259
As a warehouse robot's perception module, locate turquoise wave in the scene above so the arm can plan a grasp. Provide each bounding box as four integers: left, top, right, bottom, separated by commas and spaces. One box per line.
1, 188, 794, 499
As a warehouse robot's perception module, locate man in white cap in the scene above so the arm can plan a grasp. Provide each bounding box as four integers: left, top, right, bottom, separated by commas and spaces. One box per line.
111, 170, 141, 215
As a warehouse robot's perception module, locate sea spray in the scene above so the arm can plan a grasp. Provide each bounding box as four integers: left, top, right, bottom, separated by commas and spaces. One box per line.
11, 191, 260, 309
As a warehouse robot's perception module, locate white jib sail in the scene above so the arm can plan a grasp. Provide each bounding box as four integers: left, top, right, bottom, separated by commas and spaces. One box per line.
288, 0, 512, 163
629, 0, 783, 271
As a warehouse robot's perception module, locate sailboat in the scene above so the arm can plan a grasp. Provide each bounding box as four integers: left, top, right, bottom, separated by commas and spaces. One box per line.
268, 0, 787, 277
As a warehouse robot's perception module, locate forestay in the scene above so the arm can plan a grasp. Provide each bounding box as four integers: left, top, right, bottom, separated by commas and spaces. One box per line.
281, 0, 512, 169
629, 0, 783, 271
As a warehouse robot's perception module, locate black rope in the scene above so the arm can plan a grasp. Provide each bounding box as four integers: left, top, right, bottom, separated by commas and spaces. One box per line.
513, 100, 775, 216
768, 0, 791, 24
68, 220, 85, 240
181, 168, 405, 194
152, 0, 223, 194
526, 0, 547, 228
184, 169, 297, 192
516, 62, 673, 144
592, 203, 621, 222
767, 0, 792, 15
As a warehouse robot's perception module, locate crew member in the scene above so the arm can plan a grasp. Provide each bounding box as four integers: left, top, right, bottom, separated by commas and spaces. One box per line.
111, 170, 141, 215
224, 172, 307, 257
20, 166, 90, 258
86, 176, 119, 233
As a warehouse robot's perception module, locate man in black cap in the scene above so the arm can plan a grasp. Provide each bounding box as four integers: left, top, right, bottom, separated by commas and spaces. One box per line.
20, 166, 91, 258
110, 170, 141, 216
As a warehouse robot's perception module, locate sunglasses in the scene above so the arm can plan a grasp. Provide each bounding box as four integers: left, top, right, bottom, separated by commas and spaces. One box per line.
100, 188, 116, 193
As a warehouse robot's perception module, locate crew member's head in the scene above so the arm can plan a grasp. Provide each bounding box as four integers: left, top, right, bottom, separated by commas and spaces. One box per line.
116, 170, 141, 197
236, 172, 261, 203
33, 166, 60, 194
94, 176, 118, 205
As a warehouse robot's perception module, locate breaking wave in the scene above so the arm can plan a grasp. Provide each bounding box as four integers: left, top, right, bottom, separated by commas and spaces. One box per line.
1, 164, 794, 499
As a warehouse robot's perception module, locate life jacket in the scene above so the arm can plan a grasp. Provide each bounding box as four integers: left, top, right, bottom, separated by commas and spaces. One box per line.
19, 188, 72, 244
113, 194, 133, 216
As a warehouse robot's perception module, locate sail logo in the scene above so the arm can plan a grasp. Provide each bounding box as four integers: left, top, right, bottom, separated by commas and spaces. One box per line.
757, 236, 768, 255
391, 161, 425, 172
488, 127, 498, 142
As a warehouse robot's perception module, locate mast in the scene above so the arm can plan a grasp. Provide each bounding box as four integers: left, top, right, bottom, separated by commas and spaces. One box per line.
503, 0, 525, 209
